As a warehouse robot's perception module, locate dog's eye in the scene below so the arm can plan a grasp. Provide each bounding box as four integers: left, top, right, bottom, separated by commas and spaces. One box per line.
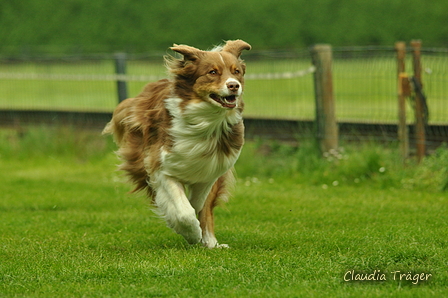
234, 69, 240, 74
209, 70, 217, 75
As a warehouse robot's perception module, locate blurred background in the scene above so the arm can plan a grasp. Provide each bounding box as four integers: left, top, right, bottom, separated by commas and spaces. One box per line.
2, 0, 448, 54
1, 0, 447, 147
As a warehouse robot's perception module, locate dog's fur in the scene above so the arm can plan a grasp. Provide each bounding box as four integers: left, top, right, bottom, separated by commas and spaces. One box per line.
103, 40, 251, 248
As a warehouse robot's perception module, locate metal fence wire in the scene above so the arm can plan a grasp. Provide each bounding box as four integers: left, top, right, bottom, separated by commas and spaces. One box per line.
0, 46, 447, 146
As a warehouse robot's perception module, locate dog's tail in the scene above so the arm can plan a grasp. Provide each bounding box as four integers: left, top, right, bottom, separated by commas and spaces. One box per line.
102, 121, 113, 135
102, 98, 135, 145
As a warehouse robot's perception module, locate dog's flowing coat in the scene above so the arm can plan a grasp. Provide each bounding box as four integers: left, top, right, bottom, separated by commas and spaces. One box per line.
103, 40, 251, 248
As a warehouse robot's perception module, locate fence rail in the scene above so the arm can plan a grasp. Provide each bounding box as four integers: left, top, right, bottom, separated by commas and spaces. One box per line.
0, 72, 165, 82
0, 66, 316, 82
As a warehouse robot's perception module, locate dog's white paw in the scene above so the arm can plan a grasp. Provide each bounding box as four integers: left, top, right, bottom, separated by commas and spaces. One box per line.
203, 242, 230, 249
172, 215, 202, 244
202, 237, 230, 249
215, 243, 230, 249
182, 227, 202, 245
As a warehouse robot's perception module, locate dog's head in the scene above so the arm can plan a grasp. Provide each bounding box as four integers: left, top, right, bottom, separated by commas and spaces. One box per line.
167, 40, 251, 109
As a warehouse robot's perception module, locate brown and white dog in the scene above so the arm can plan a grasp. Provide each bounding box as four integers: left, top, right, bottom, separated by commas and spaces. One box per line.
103, 40, 251, 248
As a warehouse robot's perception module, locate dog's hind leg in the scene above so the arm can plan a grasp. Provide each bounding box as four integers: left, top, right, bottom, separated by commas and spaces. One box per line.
152, 172, 202, 245
189, 182, 215, 214
199, 193, 224, 248
198, 170, 234, 249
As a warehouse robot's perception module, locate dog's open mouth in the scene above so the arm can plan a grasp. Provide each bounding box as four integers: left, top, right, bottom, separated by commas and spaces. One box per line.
209, 94, 237, 108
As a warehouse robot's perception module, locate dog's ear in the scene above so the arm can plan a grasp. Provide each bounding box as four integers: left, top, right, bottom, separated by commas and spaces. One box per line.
170, 44, 202, 62
222, 40, 251, 58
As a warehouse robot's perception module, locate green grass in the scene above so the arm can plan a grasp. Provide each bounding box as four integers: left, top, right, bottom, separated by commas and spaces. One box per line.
1, 55, 447, 123
1, 127, 447, 297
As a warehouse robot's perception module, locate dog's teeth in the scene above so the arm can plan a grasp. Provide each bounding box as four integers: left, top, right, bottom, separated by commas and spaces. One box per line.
210, 94, 237, 107
223, 96, 236, 104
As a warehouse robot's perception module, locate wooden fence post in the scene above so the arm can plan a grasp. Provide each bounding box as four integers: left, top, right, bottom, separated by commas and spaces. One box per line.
410, 40, 426, 163
114, 53, 128, 103
311, 44, 338, 153
395, 41, 409, 161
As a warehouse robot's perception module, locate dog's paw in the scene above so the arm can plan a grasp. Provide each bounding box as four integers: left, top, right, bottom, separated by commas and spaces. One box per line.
202, 238, 230, 249
215, 243, 230, 249
176, 216, 202, 245
204, 243, 230, 249
184, 231, 202, 245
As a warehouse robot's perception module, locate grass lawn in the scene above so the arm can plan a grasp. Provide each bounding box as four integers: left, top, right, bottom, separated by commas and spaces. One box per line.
1, 128, 447, 297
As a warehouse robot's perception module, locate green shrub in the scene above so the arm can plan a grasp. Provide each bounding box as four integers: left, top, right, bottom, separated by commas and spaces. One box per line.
236, 138, 448, 192
412, 144, 448, 191
2, 126, 447, 192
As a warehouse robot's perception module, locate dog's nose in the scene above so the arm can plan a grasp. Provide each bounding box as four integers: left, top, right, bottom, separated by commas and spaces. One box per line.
227, 81, 240, 92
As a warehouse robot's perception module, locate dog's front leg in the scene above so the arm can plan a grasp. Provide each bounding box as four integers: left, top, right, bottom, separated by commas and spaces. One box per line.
153, 173, 202, 244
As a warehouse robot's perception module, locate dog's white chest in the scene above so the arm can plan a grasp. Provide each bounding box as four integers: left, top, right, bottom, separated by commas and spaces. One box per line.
161, 97, 242, 183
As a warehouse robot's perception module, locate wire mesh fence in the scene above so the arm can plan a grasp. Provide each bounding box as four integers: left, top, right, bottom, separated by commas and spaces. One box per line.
332, 46, 448, 125
0, 46, 447, 145
333, 47, 397, 123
